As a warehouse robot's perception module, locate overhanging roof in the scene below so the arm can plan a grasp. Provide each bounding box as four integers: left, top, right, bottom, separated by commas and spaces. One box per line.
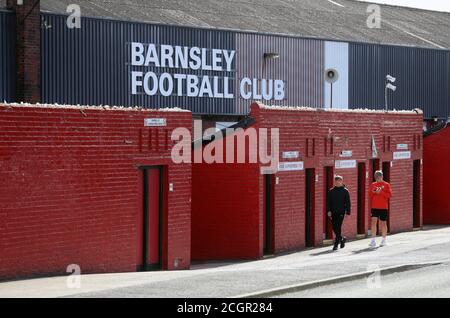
1, 0, 449, 49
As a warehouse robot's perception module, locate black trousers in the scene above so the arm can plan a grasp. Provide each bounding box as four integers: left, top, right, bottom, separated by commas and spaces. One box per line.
331, 213, 345, 243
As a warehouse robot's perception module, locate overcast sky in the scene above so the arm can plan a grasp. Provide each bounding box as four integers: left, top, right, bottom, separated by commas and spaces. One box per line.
355, 0, 450, 13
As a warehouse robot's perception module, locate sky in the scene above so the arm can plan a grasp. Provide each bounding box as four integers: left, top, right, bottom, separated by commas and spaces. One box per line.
355, 0, 450, 13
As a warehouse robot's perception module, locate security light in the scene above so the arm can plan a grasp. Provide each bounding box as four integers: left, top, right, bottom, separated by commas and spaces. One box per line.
325, 68, 339, 84
325, 68, 339, 109
386, 75, 396, 83
385, 74, 397, 110
17, 0, 23, 5
386, 83, 397, 92
264, 52, 280, 59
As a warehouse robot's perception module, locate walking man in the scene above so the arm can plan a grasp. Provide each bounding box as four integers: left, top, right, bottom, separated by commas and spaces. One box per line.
327, 175, 351, 251
369, 170, 392, 248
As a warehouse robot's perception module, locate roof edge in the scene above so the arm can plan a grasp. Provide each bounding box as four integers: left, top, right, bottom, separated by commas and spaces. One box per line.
39, 11, 450, 52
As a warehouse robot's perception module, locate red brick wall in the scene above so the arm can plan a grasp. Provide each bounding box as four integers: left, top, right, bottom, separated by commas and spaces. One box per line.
424, 126, 450, 224
381, 115, 424, 232
191, 103, 423, 260
0, 104, 192, 280
254, 107, 320, 251
257, 107, 423, 250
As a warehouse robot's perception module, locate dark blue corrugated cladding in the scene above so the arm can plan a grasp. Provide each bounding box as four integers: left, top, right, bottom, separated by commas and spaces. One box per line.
349, 43, 450, 119
42, 13, 139, 107
0, 10, 16, 103
41, 13, 236, 114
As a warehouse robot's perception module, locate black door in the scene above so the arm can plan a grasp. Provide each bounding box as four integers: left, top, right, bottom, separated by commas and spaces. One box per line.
370, 159, 380, 235
371, 159, 380, 182
305, 169, 315, 247
357, 163, 366, 235
413, 160, 421, 228
382, 162, 391, 233
263, 174, 274, 255
324, 166, 334, 240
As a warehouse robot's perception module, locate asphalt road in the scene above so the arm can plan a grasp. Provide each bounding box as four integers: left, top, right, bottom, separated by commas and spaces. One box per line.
276, 262, 450, 298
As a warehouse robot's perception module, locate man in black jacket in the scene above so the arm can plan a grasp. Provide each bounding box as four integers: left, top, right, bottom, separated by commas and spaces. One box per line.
327, 175, 351, 251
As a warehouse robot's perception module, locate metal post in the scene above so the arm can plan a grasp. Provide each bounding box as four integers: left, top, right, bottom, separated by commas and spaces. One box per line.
385, 81, 388, 111
330, 82, 333, 109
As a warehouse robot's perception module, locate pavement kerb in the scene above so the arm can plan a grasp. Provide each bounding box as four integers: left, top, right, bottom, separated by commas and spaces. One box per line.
232, 259, 450, 298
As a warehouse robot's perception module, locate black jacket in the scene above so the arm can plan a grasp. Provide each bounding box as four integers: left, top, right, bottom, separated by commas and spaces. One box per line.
327, 186, 351, 215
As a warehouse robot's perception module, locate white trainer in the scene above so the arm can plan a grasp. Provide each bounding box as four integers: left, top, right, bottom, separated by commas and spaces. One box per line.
380, 239, 387, 247
369, 239, 376, 248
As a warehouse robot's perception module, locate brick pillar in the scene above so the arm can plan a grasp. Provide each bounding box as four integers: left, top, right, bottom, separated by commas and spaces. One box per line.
7, 0, 41, 103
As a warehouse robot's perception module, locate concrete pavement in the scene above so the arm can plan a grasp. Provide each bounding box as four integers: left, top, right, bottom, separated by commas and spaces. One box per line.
1, 225, 449, 298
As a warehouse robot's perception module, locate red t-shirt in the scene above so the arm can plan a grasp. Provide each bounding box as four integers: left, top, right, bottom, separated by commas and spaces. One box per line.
369, 181, 392, 210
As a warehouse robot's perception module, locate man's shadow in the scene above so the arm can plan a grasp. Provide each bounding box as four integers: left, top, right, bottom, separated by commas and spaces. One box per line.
310, 247, 379, 256
351, 247, 379, 254
310, 249, 338, 256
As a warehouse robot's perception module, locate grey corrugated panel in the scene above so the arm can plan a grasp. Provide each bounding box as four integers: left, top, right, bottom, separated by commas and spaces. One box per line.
349, 43, 450, 119
235, 33, 324, 114
0, 11, 15, 102
41, 13, 236, 114
324, 41, 349, 109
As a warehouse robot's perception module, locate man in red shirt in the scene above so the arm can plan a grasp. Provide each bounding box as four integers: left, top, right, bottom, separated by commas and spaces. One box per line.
368, 170, 392, 248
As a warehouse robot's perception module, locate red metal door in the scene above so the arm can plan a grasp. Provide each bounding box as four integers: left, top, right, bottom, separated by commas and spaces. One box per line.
138, 167, 163, 271
147, 168, 161, 267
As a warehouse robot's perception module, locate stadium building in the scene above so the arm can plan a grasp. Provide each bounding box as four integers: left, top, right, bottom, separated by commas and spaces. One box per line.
1, 0, 449, 122
0, 0, 448, 279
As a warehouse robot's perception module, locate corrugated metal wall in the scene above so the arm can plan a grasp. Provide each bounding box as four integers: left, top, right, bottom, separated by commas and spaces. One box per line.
235, 33, 324, 114
0, 10, 16, 103
324, 41, 348, 110
41, 13, 236, 114
349, 43, 450, 119
41, 14, 130, 107
39, 13, 450, 118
